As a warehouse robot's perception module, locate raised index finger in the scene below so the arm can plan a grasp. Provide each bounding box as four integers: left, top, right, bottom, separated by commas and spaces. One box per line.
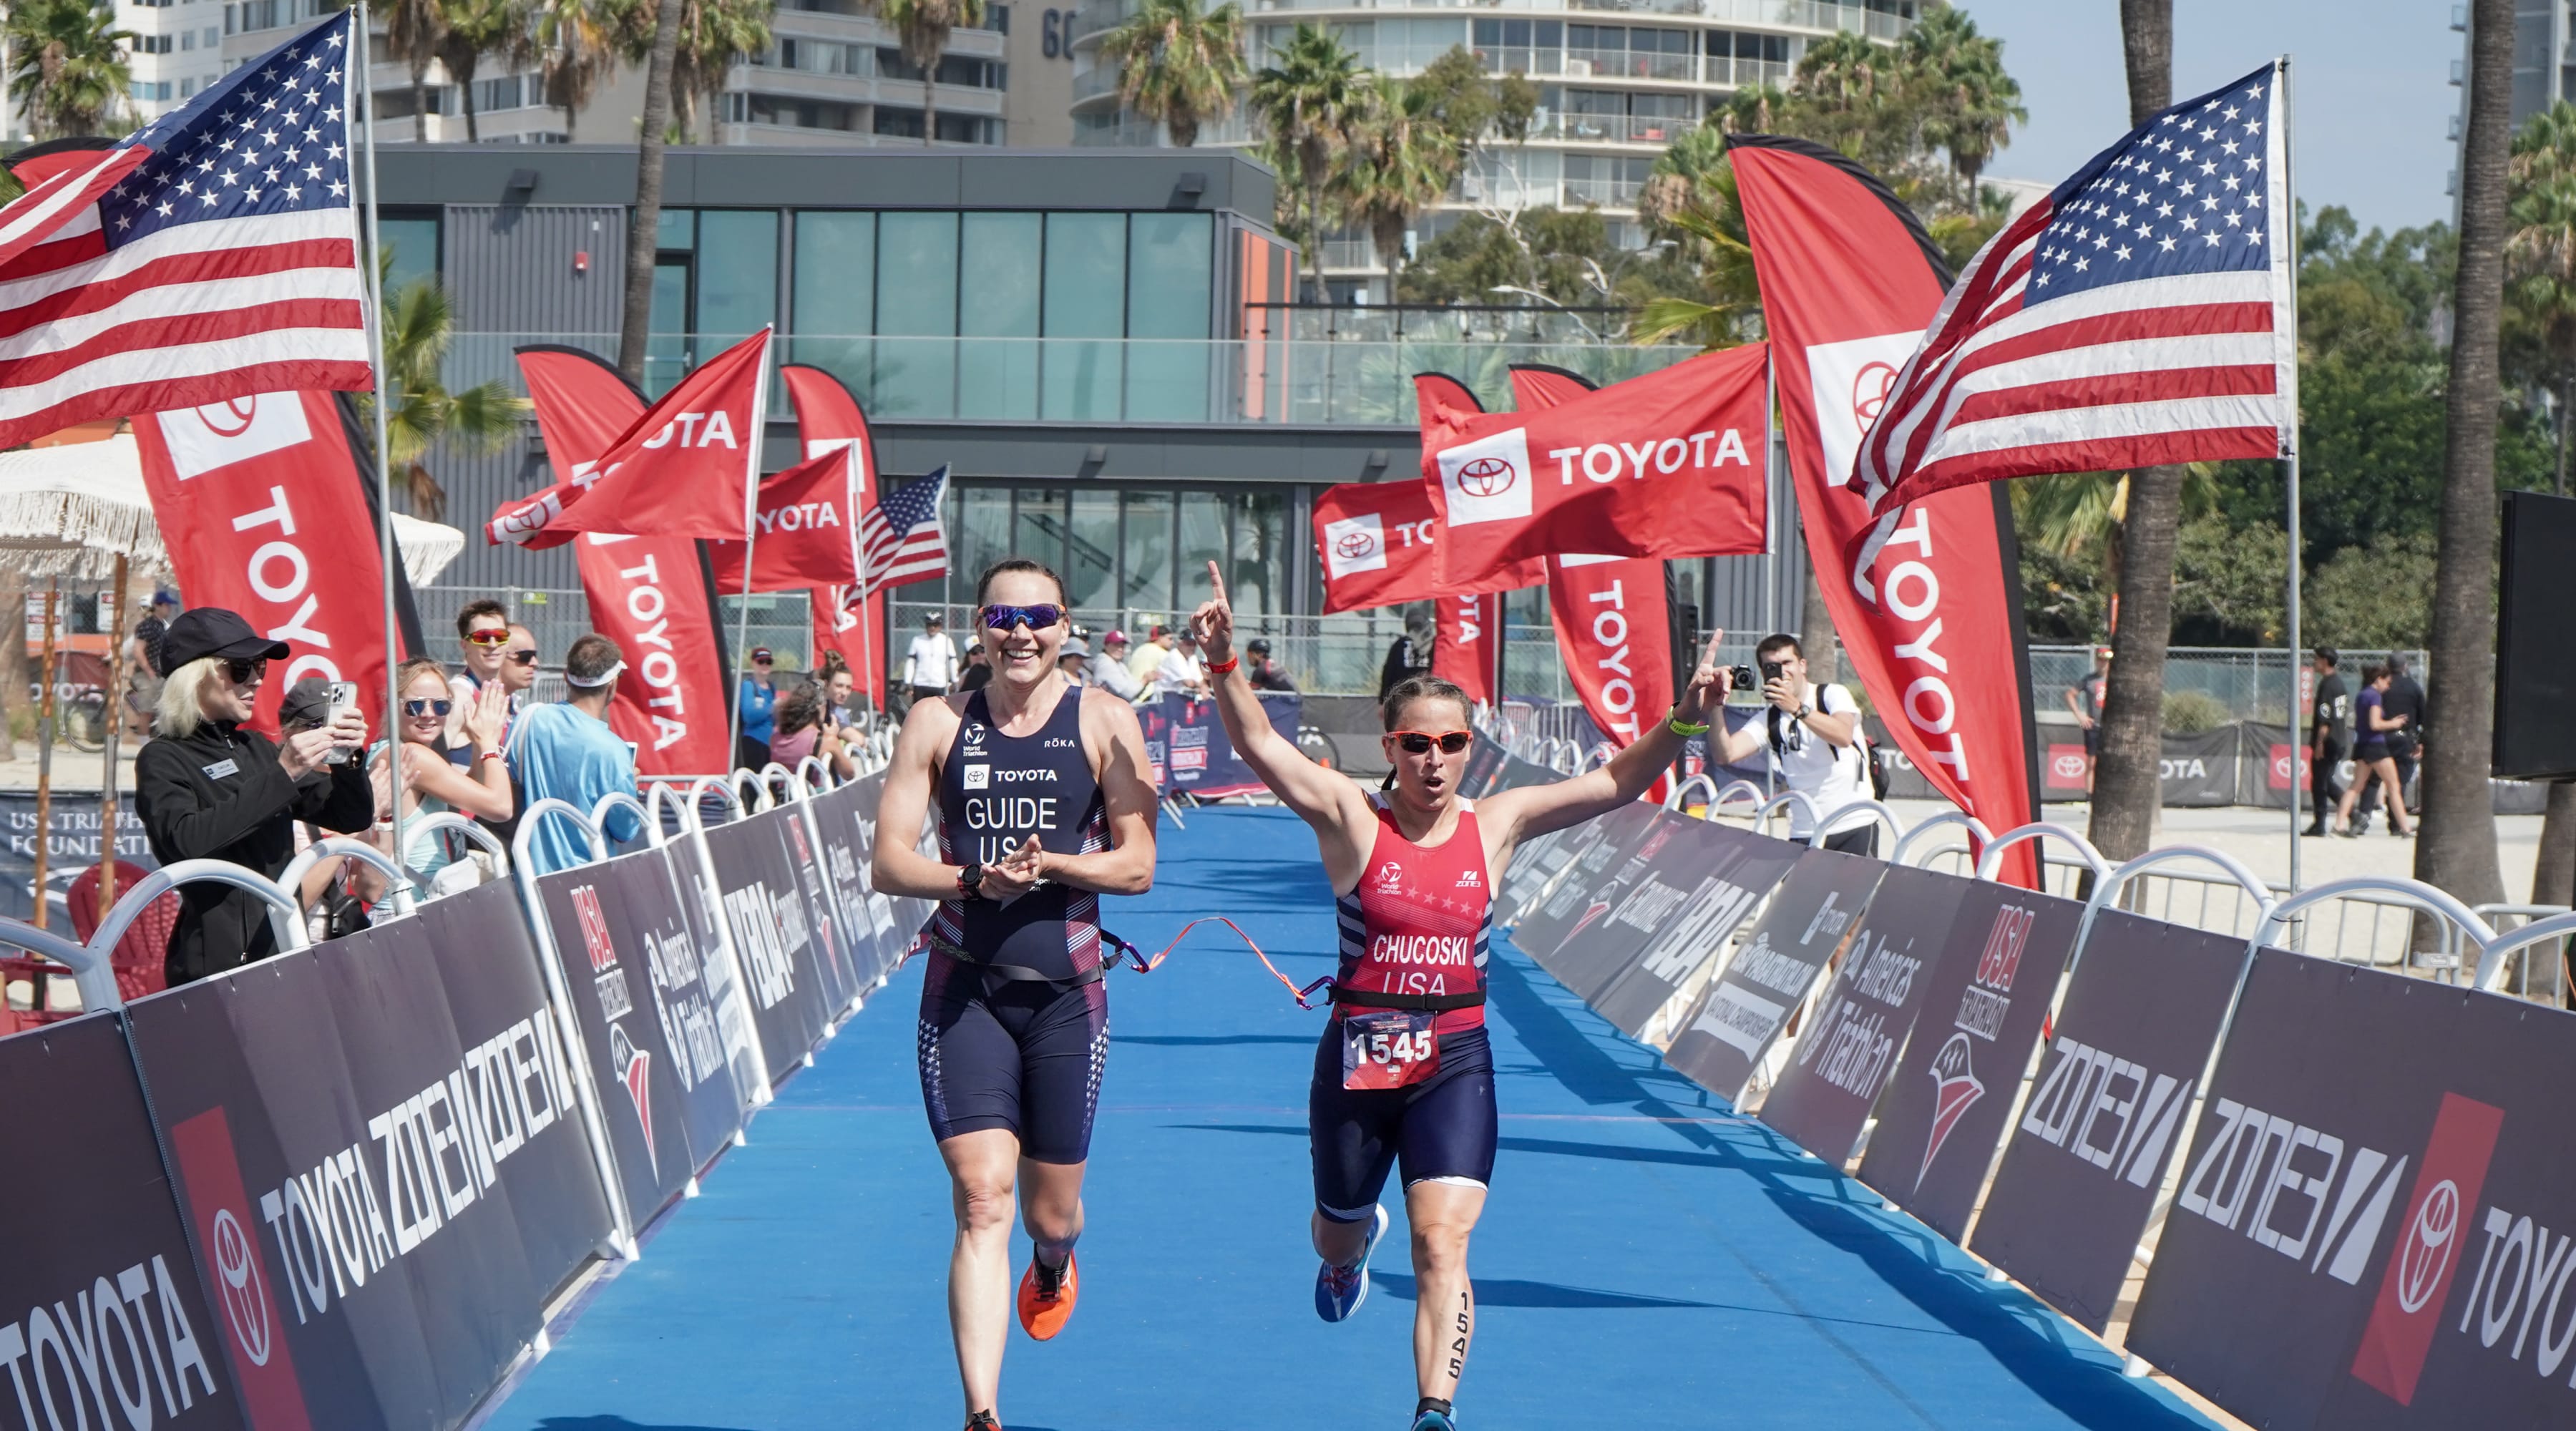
1700, 630, 1724, 668
1206, 560, 1229, 604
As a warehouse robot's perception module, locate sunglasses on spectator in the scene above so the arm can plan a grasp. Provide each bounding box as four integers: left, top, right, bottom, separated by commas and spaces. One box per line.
506, 650, 538, 665
464, 629, 511, 648
223, 658, 266, 685
980, 602, 1066, 631
404, 698, 454, 718
1386, 730, 1473, 756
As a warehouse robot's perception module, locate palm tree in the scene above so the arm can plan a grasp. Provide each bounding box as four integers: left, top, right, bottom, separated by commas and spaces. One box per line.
668, 0, 773, 142
363, 268, 532, 521
2081, 0, 2185, 862
1249, 24, 1365, 299
1630, 130, 1757, 350
377, 0, 447, 142
1093, 0, 1247, 147
1334, 77, 1463, 296
874, 0, 985, 146
5, 0, 134, 140
618, 0, 689, 386
2414, 0, 2517, 912
1903, 4, 2024, 203
436, 0, 530, 144
536, 0, 628, 137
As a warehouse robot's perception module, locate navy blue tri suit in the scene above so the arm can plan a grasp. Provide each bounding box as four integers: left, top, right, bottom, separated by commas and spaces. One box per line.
917, 688, 1112, 1163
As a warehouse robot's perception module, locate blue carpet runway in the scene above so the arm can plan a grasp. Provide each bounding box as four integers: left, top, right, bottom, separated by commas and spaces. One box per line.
481, 808, 2225, 1430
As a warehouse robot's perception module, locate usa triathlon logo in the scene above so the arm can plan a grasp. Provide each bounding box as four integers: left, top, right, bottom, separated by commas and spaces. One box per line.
1918, 1032, 1985, 1191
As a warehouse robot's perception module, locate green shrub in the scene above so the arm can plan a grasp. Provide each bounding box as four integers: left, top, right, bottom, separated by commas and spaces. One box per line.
2162, 689, 2230, 736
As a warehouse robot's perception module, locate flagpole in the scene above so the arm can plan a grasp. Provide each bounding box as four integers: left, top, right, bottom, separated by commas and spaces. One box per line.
1762, 348, 1778, 799
353, 1, 406, 897
727, 331, 772, 781
2279, 55, 2303, 895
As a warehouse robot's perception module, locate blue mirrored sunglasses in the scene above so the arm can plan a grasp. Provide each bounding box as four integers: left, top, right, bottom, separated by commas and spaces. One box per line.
980, 602, 1066, 632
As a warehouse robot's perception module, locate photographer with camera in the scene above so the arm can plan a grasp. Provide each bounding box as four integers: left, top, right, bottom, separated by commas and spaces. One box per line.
1703, 632, 1877, 854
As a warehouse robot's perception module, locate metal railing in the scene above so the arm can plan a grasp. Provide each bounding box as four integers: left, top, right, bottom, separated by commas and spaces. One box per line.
441, 331, 1699, 429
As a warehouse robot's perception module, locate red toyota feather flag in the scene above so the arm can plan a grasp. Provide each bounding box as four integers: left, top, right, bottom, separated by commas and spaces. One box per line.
1727, 135, 2041, 886
1432, 592, 1504, 705
1548, 553, 1673, 748
516, 346, 734, 776
487, 328, 771, 549
1314, 479, 1542, 613
708, 444, 861, 593
1423, 345, 1769, 593
132, 390, 399, 735
783, 363, 884, 710
1508, 364, 1597, 410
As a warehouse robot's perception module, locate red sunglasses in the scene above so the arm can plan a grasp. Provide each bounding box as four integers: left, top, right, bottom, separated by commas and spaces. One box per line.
1385, 730, 1472, 756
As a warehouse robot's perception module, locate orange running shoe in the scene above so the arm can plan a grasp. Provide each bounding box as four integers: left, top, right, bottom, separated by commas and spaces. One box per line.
1015, 1246, 1078, 1340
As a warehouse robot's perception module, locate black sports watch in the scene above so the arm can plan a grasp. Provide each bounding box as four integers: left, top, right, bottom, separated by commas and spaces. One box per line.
956, 862, 985, 900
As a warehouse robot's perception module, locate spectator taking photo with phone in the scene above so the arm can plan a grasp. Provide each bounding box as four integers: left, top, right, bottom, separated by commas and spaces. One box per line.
134, 607, 375, 986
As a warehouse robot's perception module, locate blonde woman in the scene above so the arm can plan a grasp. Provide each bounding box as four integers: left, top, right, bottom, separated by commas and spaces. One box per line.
371, 658, 513, 889
134, 608, 372, 986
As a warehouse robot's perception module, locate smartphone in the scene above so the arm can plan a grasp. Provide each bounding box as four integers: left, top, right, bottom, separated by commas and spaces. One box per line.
326, 680, 358, 763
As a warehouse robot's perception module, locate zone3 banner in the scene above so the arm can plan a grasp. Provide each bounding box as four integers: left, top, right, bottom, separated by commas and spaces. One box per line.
0, 769, 918, 1431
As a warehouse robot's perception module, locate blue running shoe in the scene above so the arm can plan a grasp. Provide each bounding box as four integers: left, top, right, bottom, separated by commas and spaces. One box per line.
1314, 1204, 1390, 1322
1411, 1397, 1458, 1431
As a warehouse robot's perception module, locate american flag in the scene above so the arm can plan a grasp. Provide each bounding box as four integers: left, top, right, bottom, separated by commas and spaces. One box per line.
0, 12, 368, 448
1853, 61, 2293, 517
858, 464, 951, 591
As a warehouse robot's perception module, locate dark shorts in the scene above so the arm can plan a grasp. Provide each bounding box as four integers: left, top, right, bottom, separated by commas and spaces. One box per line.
2082, 724, 2100, 758
917, 952, 1110, 1163
1309, 1024, 1497, 1222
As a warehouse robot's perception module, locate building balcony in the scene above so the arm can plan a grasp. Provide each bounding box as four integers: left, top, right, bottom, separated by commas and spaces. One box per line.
441, 328, 1694, 427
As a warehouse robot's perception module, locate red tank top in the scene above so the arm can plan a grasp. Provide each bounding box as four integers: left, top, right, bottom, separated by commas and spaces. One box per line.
1335, 796, 1493, 1035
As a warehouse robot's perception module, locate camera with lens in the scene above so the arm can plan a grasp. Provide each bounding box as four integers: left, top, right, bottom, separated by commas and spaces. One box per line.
1726, 664, 1756, 690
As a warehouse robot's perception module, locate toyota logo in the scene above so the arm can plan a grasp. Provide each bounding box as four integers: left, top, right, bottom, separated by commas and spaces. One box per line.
2050, 753, 2088, 781
195, 396, 260, 437
1852, 362, 1898, 428
2395, 1179, 2462, 1314
210, 1208, 273, 1366
1457, 455, 1518, 499
1335, 530, 1377, 560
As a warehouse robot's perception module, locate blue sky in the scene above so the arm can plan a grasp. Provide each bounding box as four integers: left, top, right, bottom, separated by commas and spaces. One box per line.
1961, 0, 2459, 236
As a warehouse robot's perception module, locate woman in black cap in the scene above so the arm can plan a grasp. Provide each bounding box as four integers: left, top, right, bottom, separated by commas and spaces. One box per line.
134, 607, 375, 985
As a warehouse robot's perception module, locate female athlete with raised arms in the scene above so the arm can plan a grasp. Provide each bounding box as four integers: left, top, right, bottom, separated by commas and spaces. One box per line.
1189, 562, 1728, 1431
873, 558, 1161, 1431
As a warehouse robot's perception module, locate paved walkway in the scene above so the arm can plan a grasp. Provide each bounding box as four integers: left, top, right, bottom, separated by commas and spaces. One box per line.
481, 807, 2223, 1431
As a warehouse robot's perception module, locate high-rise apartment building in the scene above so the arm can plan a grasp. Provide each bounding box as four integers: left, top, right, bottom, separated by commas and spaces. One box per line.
2449, 0, 2566, 196
102, 0, 1030, 147
1067, 0, 1919, 297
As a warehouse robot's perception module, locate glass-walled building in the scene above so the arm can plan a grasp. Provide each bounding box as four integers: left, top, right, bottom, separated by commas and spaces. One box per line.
374, 144, 1770, 698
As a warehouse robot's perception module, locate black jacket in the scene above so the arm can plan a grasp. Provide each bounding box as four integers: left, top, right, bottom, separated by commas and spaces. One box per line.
135, 719, 375, 985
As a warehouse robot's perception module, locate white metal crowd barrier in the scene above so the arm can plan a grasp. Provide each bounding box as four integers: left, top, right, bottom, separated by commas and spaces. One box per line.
1805, 798, 1905, 851
1888, 810, 1992, 868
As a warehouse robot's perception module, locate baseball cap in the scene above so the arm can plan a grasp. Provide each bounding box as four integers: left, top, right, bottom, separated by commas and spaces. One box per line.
750, 648, 774, 663
1103, 629, 1128, 645
1061, 639, 1091, 659
278, 676, 335, 730
158, 607, 288, 676
1149, 623, 1170, 639
1246, 638, 1272, 656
